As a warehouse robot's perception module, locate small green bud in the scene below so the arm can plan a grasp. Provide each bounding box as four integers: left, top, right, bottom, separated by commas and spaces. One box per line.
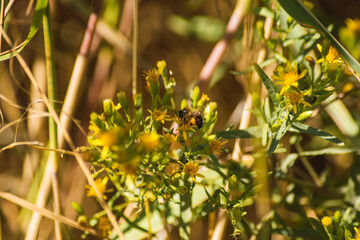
103, 99, 113, 114
333, 210, 341, 223
89, 218, 98, 227
321, 216, 333, 235
71, 201, 85, 215
271, 122, 281, 131
162, 89, 173, 106
256, 20, 264, 38
191, 87, 201, 107
295, 110, 313, 121
181, 99, 188, 109
229, 174, 238, 190
117, 92, 129, 114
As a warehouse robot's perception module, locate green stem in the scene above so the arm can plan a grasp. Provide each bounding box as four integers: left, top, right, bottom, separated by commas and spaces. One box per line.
179, 180, 192, 240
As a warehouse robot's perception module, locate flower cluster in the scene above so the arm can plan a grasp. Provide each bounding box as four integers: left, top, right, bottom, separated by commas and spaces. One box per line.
74, 60, 230, 239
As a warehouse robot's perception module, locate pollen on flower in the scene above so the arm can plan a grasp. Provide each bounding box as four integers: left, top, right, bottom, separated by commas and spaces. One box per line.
321, 216, 332, 227
144, 68, 160, 84
273, 62, 307, 95
209, 137, 228, 154
148, 109, 170, 124
351, 227, 360, 240
86, 177, 113, 200
325, 46, 342, 64
284, 90, 311, 114
89, 121, 101, 136
180, 160, 205, 182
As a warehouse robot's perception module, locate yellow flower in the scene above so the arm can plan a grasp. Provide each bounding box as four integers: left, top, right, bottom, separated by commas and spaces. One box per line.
144, 68, 160, 85
139, 132, 160, 151
86, 177, 113, 200
209, 137, 228, 154
148, 109, 171, 124
113, 156, 140, 178
91, 129, 120, 159
321, 216, 332, 227
345, 18, 360, 35
163, 132, 178, 144
273, 62, 308, 95
317, 45, 343, 68
284, 90, 311, 114
97, 216, 112, 237
178, 160, 205, 182
157, 60, 167, 74
89, 121, 101, 136
174, 116, 196, 141
349, 227, 360, 240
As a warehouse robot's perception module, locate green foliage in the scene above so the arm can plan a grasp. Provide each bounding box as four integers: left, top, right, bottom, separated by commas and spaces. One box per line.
77, 61, 256, 239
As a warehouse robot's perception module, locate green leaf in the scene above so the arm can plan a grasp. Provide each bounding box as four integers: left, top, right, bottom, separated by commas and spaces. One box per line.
278, 153, 298, 174
267, 115, 293, 155
308, 217, 329, 239
0, 0, 49, 61
215, 126, 263, 139
300, 148, 360, 157
276, 0, 360, 78
290, 122, 344, 146
253, 64, 280, 108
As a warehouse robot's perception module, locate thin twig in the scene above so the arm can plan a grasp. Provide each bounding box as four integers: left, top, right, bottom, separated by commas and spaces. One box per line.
0, 11, 125, 240
198, 0, 252, 90
132, 0, 138, 99
0, 191, 102, 238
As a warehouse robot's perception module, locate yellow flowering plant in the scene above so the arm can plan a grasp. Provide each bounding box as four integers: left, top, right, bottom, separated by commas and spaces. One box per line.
73, 60, 257, 239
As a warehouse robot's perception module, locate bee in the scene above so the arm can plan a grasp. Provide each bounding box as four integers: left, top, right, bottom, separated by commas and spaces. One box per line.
178, 107, 203, 129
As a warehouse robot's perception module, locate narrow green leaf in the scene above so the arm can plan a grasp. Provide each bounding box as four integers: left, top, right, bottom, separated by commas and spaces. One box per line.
267, 115, 293, 155
0, 0, 49, 61
253, 64, 280, 108
308, 217, 329, 239
300, 148, 360, 157
215, 126, 262, 139
290, 122, 344, 146
276, 0, 360, 78
278, 153, 298, 174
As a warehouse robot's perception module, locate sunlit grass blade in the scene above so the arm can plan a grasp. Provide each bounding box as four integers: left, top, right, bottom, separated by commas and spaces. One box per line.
0, 0, 48, 61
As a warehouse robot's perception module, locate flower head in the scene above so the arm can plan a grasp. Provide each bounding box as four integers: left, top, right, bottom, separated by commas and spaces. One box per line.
345, 18, 360, 35
321, 216, 332, 227
209, 137, 228, 154
148, 109, 171, 124
284, 90, 311, 114
178, 160, 205, 182
139, 132, 160, 151
86, 176, 113, 200
98, 216, 112, 237
317, 44, 343, 68
273, 62, 308, 95
113, 156, 141, 178
163, 132, 178, 144
89, 121, 101, 136
144, 68, 160, 84
349, 227, 360, 240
